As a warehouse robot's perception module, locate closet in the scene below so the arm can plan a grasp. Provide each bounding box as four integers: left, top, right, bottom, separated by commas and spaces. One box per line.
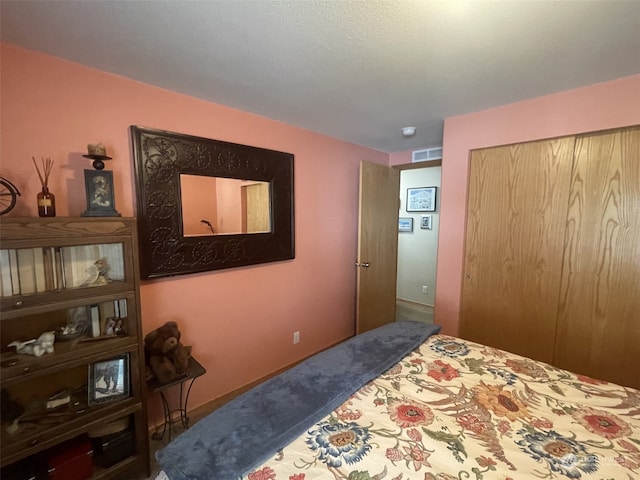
460, 126, 639, 389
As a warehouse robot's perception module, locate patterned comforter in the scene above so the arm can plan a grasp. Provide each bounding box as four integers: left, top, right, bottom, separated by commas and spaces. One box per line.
242, 334, 640, 480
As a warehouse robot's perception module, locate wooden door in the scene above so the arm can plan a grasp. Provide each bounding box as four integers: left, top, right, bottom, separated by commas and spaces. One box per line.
554, 127, 640, 389
460, 137, 576, 363
356, 161, 400, 334
243, 182, 270, 233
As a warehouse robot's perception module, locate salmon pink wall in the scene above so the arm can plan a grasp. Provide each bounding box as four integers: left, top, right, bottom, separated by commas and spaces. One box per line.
0, 43, 388, 425
388, 149, 413, 166
436, 74, 640, 335
180, 175, 218, 236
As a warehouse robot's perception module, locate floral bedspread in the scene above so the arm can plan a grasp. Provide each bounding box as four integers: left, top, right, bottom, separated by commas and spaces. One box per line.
243, 334, 640, 480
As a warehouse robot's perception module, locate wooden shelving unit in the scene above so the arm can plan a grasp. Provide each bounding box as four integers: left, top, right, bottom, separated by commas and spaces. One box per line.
0, 217, 150, 479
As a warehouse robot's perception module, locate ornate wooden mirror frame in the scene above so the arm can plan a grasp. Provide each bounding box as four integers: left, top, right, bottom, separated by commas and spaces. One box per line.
130, 126, 295, 279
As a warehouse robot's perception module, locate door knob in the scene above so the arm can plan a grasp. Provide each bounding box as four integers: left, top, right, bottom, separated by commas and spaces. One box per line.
355, 262, 370, 268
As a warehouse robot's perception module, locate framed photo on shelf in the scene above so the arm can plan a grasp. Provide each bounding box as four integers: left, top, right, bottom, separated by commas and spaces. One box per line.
398, 217, 414, 232
407, 186, 437, 212
421, 215, 433, 230
103, 316, 126, 336
88, 354, 130, 405
82, 169, 121, 217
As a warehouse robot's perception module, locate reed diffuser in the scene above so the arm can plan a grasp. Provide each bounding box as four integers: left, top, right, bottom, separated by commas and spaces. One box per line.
32, 156, 56, 217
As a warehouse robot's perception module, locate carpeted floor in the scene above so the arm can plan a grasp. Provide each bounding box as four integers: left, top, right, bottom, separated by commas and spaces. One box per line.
143, 402, 215, 479
395, 301, 434, 324
145, 427, 179, 479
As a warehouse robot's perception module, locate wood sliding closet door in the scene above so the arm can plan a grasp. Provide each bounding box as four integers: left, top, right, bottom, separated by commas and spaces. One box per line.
460, 137, 576, 363
554, 127, 640, 388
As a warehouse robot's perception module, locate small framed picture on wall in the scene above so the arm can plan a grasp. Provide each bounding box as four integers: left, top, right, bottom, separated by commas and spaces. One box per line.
398, 217, 414, 232
407, 186, 437, 212
421, 215, 433, 230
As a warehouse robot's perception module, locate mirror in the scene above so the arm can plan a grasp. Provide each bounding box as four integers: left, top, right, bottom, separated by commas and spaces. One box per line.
130, 126, 294, 279
180, 175, 271, 236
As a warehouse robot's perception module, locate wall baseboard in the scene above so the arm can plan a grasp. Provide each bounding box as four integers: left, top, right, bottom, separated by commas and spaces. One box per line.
397, 298, 434, 311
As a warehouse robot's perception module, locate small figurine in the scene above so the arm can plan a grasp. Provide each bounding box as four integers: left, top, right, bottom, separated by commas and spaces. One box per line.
8, 331, 55, 357
93, 258, 110, 285
82, 258, 111, 286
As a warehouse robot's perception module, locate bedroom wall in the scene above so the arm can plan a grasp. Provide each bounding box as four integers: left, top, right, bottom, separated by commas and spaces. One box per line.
0, 43, 389, 424
435, 74, 640, 336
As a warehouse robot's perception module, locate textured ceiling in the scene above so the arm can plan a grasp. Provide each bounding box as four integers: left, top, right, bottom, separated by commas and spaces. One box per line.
2, 1, 639, 153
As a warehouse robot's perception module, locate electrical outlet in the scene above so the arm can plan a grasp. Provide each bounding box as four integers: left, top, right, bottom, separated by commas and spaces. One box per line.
422, 285, 428, 294
293, 331, 300, 344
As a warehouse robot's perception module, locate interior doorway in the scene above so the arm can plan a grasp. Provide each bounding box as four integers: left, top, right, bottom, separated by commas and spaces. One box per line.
355, 161, 401, 334
394, 162, 442, 324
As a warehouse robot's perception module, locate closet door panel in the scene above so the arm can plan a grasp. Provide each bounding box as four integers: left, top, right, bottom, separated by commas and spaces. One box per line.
554, 127, 640, 388
460, 137, 575, 362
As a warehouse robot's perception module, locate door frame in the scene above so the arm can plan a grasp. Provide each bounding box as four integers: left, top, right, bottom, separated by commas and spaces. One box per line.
356, 160, 442, 333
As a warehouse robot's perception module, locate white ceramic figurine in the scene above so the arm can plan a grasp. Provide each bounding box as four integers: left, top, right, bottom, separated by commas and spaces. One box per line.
8, 331, 55, 357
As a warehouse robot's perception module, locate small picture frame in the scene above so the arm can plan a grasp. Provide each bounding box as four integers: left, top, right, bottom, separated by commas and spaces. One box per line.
407, 186, 437, 212
398, 217, 414, 232
103, 316, 126, 336
421, 215, 433, 230
88, 354, 130, 405
82, 169, 121, 217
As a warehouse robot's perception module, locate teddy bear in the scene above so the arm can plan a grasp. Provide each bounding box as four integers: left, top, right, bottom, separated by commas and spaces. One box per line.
144, 321, 191, 385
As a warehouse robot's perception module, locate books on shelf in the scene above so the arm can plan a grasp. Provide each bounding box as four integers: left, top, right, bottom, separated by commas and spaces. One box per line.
0, 242, 126, 297
90, 305, 101, 337
98, 243, 125, 282
0, 249, 12, 296
57, 300, 127, 339
1, 247, 60, 295
42, 247, 57, 291
33, 248, 46, 292
8, 249, 20, 295
118, 299, 127, 319
17, 249, 36, 295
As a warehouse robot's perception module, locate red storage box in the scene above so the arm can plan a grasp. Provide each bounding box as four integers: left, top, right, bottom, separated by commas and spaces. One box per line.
47, 436, 93, 480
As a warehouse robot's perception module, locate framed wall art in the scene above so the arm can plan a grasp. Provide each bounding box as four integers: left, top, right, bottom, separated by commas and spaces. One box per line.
88, 354, 130, 405
398, 217, 414, 232
82, 169, 121, 217
407, 186, 437, 212
421, 215, 433, 230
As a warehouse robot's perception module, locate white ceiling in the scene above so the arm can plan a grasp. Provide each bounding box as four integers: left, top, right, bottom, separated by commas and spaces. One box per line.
2, 1, 639, 153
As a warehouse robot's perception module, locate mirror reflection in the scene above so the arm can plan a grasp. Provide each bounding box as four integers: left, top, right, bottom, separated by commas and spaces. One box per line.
180, 174, 272, 236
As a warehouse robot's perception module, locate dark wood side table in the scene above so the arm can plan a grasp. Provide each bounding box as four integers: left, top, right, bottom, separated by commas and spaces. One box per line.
148, 356, 206, 442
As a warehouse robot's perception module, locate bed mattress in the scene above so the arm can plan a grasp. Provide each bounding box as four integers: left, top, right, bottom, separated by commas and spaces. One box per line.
157, 327, 640, 479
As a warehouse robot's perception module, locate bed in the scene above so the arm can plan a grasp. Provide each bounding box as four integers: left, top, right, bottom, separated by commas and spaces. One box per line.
155, 321, 640, 480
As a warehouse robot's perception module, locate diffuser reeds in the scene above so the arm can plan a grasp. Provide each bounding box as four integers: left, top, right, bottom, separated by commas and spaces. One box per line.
32, 156, 54, 189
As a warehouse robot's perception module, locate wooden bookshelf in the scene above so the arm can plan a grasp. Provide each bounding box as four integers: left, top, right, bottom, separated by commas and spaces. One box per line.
0, 217, 150, 479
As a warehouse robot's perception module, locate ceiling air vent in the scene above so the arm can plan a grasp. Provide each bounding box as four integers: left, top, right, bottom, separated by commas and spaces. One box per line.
412, 147, 442, 163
